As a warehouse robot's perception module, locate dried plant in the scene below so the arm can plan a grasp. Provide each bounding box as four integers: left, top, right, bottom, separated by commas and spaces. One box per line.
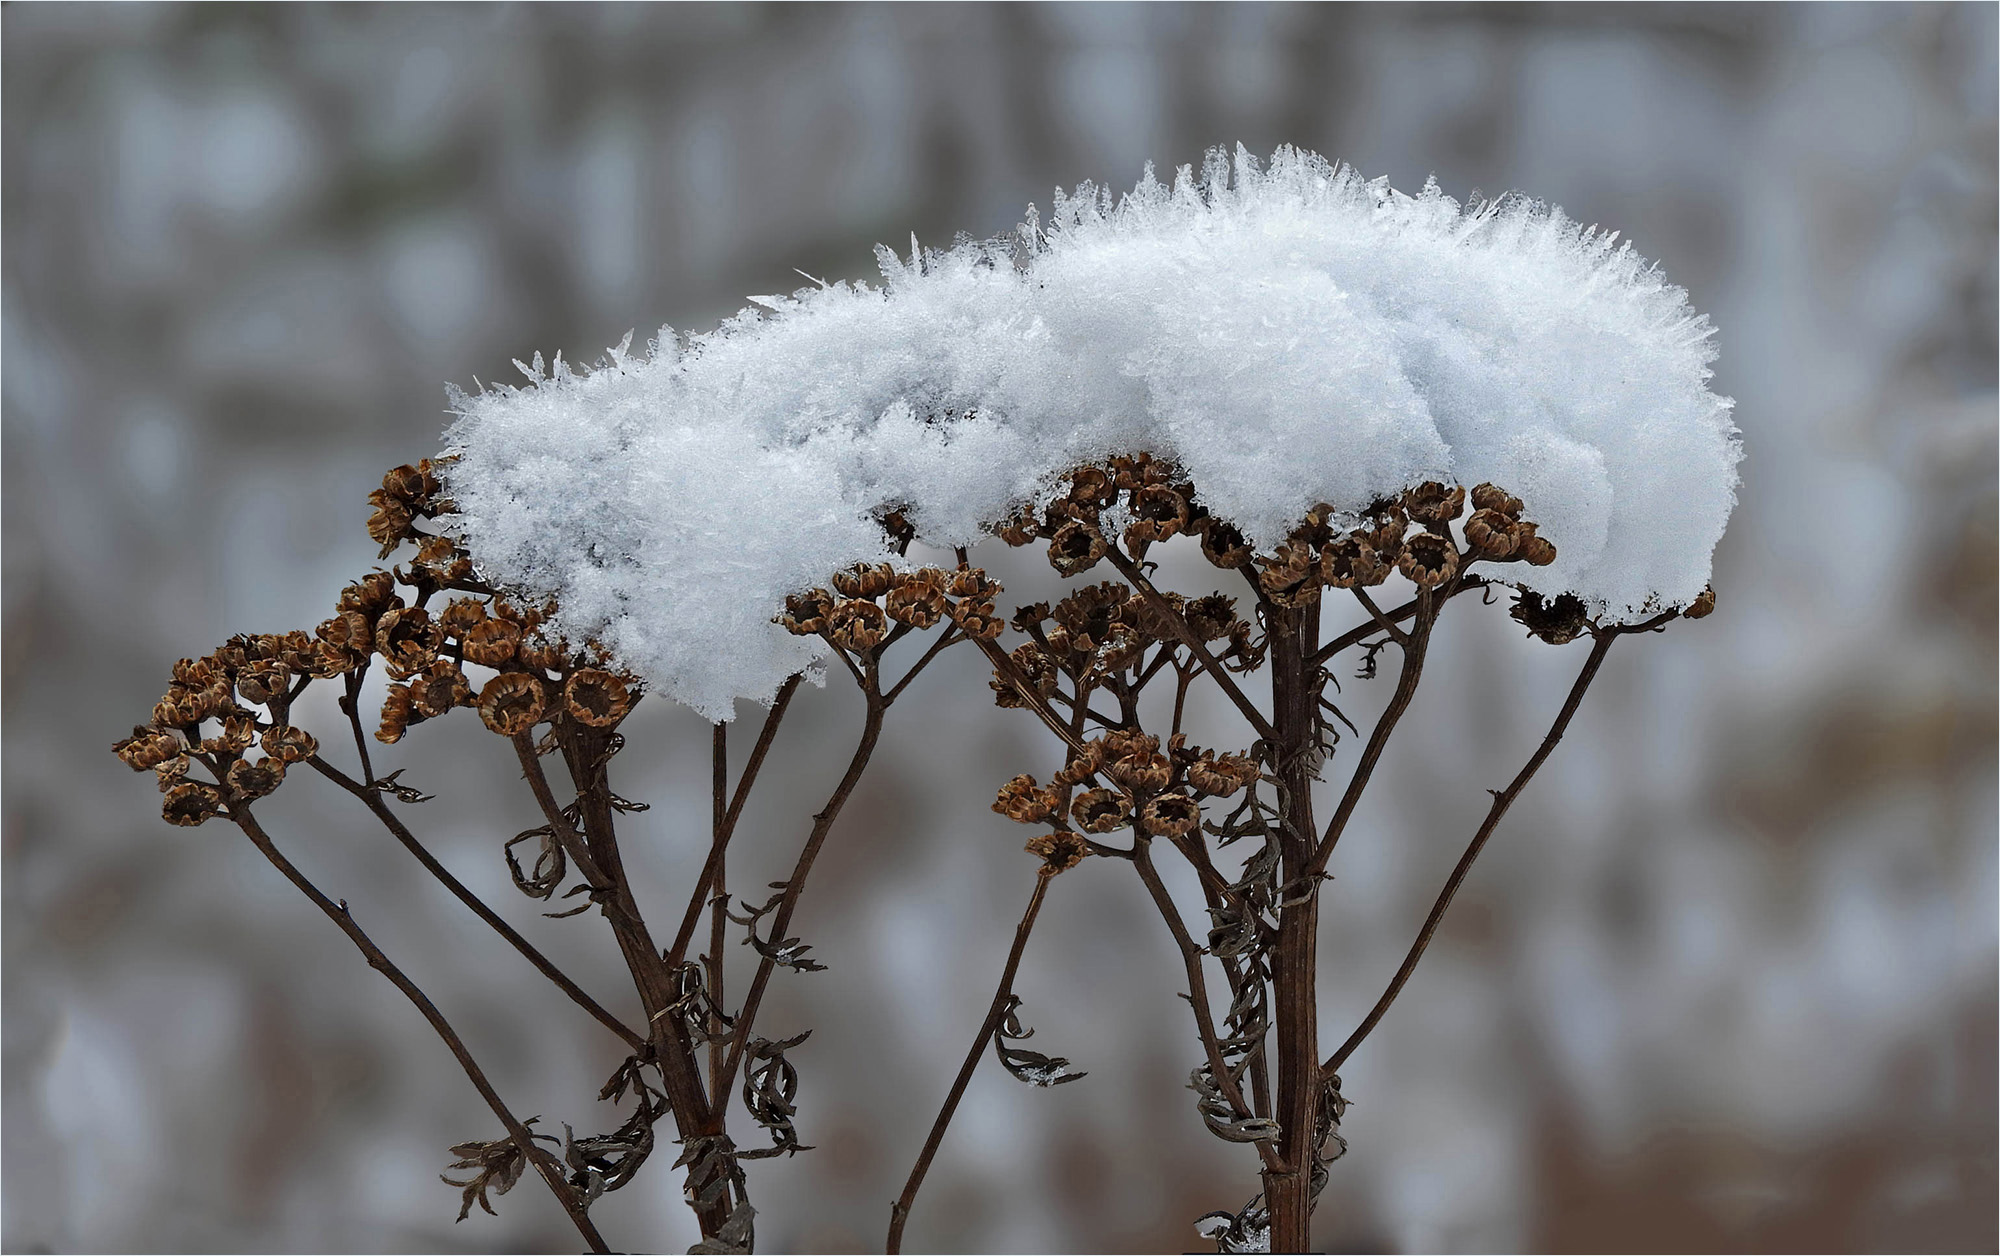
112, 145, 1733, 1253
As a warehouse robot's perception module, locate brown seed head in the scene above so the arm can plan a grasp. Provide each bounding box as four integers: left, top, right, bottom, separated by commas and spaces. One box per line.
115, 727, 184, 772
1183, 593, 1241, 642
162, 782, 225, 827
1462, 509, 1522, 559
994, 774, 1062, 824
1188, 751, 1259, 798
995, 504, 1041, 547
1126, 485, 1189, 543
1509, 591, 1591, 645
517, 635, 567, 672
234, 660, 290, 707
225, 756, 286, 801
366, 491, 416, 557
377, 684, 418, 743
437, 598, 489, 639
1683, 586, 1717, 620
1142, 791, 1200, 838
262, 725, 319, 763
413, 534, 475, 582
1047, 520, 1107, 577
1516, 529, 1558, 566
339, 572, 401, 619
1404, 481, 1466, 524
884, 579, 947, 628
461, 617, 522, 668
1051, 739, 1104, 788
1398, 532, 1460, 587
953, 606, 1005, 641
1319, 535, 1388, 589
831, 563, 896, 600
1025, 831, 1090, 874
410, 663, 474, 719
1068, 465, 1119, 509
565, 668, 635, 727
1469, 483, 1524, 518
477, 673, 547, 736
1070, 787, 1132, 833
828, 599, 888, 652
1199, 519, 1253, 569
945, 568, 998, 600
155, 754, 191, 791
375, 606, 444, 679
778, 588, 834, 636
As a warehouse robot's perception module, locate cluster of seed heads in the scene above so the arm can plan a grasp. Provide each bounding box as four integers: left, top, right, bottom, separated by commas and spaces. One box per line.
777, 563, 1004, 651
114, 461, 641, 827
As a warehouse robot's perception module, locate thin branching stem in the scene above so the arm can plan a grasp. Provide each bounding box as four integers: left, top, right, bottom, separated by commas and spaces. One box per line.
230, 808, 610, 1254
708, 720, 730, 1111
886, 870, 1055, 1253
305, 754, 645, 1053
1321, 629, 1618, 1078
883, 625, 960, 705
1104, 547, 1279, 745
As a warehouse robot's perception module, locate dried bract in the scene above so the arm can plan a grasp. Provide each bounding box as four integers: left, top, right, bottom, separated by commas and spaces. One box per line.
565, 668, 635, 727
478, 673, 547, 736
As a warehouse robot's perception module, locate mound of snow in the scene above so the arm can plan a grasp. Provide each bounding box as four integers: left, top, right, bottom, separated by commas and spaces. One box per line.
440, 145, 1740, 720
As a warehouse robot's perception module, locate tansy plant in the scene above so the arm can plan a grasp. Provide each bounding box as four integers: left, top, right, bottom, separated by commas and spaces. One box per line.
114, 146, 1737, 1255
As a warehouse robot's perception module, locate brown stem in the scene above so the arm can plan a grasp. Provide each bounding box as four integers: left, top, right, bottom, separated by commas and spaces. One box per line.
883, 625, 960, 705
1104, 547, 1279, 746
666, 675, 802, 967
304, 755, 645, 1053
886, 871, 1054, 1253
716, 660, 886, 1097
1309, 577, 1487, 667
1308, 590, 1440, 877
708, 720, 730, 1112
229, 808, 609, 1254
1322, 630, 1618, 1078
1131, 842, 1285, 1175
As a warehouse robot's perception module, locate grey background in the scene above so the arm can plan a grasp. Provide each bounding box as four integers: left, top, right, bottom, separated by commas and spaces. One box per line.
5, 3, 1994, 1252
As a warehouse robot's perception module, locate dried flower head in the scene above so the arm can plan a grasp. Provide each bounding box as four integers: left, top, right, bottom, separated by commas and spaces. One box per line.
1142, 791, 1200, 838
828, 599, 888, 652
884, 574, 948, 628
1462, 509, 1522, 559
1025, 831, 1090, 875
1188, 751, 1259, 798
1126, 485, 1190, 544
339, 572, 401, 620
1469, 483, 1524, 518
1684, 585, 1717, 619
439, 598, 489, 640
1403, 481, 1465, 524
1509, 591, 1592, 644
1183, 593, 1241, 642
161, 781, 225, 827
376, 607, 444, 680
994, 775, 1062, 824
261, 725, 319, 764
225, 756, 286, 801
1319, 535, 1388, 588
1516, 531, 1559, 566
1070, 787, 1132, 833
831, 563, 895, 600
565, 668, 636, 727
1198, 519, 1253, 569
995, 504, 1041, 547
377, 683, 418, 743
1048, 520, 1107, 577
477, 673, 547, 736
462, 618, 523, 668
407, 663, 473, 719
1068, 466, 1118, 510
115, 727, 184, 772
1398, 532, 1459, 587
1051, 740, 1105, 789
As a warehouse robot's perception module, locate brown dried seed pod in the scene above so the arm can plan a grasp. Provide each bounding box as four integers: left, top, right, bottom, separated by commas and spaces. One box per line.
413, 535, 474, 582
831, 563, 896, 600
162, 782, 225, 827
1257, 539, 1318, 593
1398, 533, 1459, 587
115, 727, 184, 772
517, 636, 567, 673
1070, 787, 1132, 833
1509, 591, 1591, 645
316, 610, 373, 659
884, 580, 947, 628
477, 673, 547, 736
461, 617, 523, 668
1180, 595, 1238, 643
1053, 581, 1127, 636
366, 492, 416, 557
995, 504, 1041, 547
306, 640, 356, 680
338, 572, 400, 618
1516, 531, 1558, 567
1199, 519, 1253, 569
234, 661, 290, 707
1047, 520, 1107, 577
1092, 622, 1148, 674
1469, 483, 1524, 518
1051, 739, 1105, 788
828, 599, 888, 652
226, 756, 286, 801
375, 606, 443, 679
170, 657, 216, 688
1068, 465, 1118, 509
1187, 751, 1255, 798
778, 588, 834, 636
377, 684, 418, 743
565, 668, 635, 727
1105, 750, 1172, 796
945, 568, 998, 600
993, 774, 1062, 824
380, 463, 433, 504
1462, 509, 1521, 559
954, 608, 1005, 641
1142, 791, 1200, 838
262, 725, 319, 763
155, 755, 191, 791
438, 597, 489, 640
1683, 586, 1717, 620
1319, 535, 1387, 588
1403, 481, 1466, 524
1025, 832, 1090, 874
1126, 485, 1189, 542
410, 664, 474, 719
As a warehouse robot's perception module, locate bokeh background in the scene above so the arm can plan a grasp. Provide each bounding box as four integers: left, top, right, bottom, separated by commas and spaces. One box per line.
5, 3, 1994, 1252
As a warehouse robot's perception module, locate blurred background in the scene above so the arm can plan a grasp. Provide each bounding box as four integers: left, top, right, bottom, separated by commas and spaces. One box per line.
5, 3, 1994, 1252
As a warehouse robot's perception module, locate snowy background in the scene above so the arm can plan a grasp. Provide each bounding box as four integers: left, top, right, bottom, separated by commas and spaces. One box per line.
5, 4, 1993, 1252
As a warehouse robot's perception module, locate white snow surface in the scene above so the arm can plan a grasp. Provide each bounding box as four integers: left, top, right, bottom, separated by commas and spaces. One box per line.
439, 146, 1740, 721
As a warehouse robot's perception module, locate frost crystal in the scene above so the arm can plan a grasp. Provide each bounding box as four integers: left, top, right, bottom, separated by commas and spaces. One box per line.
440, 145, 1740, 720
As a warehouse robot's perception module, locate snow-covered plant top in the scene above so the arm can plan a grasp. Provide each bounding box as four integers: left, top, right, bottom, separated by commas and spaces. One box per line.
440, 145, 1740, 721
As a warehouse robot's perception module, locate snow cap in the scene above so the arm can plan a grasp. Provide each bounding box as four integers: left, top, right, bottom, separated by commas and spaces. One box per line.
440, 145, 1740, 721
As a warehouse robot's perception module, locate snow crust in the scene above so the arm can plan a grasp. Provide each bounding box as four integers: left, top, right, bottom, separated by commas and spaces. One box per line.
439, 145, 1740, 721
